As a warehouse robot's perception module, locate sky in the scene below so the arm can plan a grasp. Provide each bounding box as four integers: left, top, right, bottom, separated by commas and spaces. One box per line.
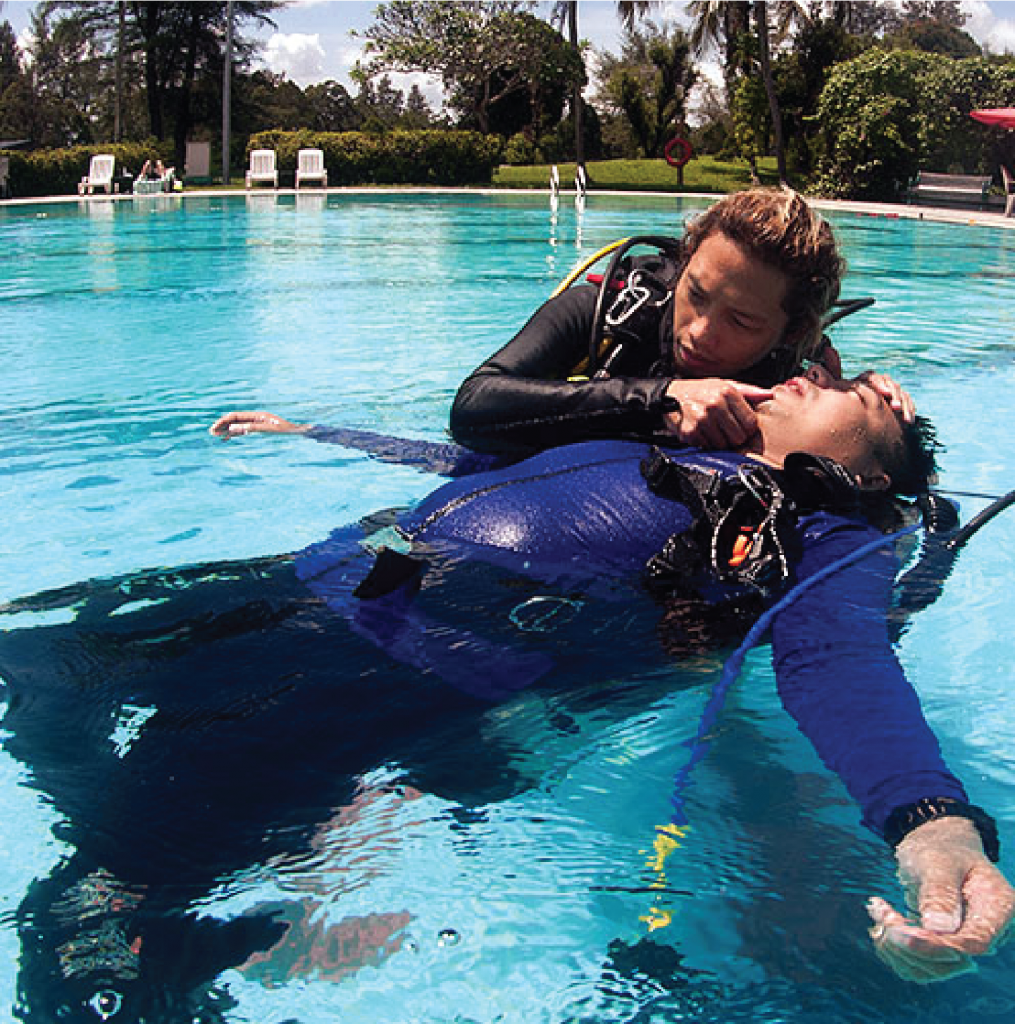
7, 0, 1015, 102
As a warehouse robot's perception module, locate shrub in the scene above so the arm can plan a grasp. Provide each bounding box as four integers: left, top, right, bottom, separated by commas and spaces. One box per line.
812, 49, 932, 200
6, 140, 173, 198
247, 129, 504, 186
813, 50, 1015, 200
503, 132, 541, 166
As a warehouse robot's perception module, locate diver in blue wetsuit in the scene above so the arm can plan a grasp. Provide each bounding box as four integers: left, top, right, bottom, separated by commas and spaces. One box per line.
205, 365, 1015, 980
3, 370, 1012, 1015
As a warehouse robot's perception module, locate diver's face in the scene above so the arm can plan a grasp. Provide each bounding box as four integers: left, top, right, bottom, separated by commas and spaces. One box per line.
759, 365, 905, 484
671, 232, 790, 377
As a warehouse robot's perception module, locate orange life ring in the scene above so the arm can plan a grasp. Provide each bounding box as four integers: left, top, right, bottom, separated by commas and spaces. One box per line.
664, 137, 693, 169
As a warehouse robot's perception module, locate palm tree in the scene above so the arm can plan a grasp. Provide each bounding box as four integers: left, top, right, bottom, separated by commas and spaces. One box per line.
551, 1, 660, 172
617, 1, 659, 32
687, 0, 807, 184
686, 0, 751, 100
752, 1, 786, 183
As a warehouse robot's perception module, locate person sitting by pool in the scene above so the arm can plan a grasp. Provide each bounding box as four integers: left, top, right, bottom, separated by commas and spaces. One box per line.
214, 366, 1008, 978
139, 158, 166, 181
137, 158, 176, 194
447, 185, 915, 455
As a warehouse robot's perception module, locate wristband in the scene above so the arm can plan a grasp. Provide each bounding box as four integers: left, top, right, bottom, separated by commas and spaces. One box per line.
882, 797, 1000, 863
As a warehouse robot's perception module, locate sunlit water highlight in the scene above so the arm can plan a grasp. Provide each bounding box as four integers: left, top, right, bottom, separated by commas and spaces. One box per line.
1, 192, 1015, 1022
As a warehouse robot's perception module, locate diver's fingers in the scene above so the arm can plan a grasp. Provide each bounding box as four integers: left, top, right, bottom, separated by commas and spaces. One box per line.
867, 897, 975, 983
819, 343, 843, 379
209, 411, 307, 437
858, 371, 917, 424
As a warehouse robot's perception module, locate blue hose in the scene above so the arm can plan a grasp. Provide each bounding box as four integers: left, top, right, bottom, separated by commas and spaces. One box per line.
666, 523, 922, 828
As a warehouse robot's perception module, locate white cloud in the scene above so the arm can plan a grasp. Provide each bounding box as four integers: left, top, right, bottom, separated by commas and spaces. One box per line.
958, 2, 1015, 53
263, 32, 326, 86
387, 71, 446, 111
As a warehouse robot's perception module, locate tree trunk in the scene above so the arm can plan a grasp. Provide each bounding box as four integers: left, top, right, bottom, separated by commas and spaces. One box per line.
753, 1, 786, 184
138, 1, 163, 138
222, 0, 233, 185
114, 1, 125, 142
568, 1, 584, 171
173, 5, 201, 170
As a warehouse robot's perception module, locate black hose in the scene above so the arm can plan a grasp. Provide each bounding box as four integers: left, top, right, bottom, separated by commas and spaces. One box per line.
587, 235, 682, 374
947, 486, 1015, 550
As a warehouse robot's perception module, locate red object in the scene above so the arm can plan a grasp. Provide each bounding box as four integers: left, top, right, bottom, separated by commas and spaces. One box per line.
971, 108, 1015, 128
664, 137, 693, 169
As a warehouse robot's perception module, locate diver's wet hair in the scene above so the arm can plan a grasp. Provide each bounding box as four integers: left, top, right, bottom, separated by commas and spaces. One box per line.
681, 187, 845, 365
884, 415, 940, 498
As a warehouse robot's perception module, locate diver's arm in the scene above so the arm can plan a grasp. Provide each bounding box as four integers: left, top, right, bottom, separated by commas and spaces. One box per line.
210, 413, 505, 477
771, 518, 965, 829
771, 516, 1013, 979
450, 285, 674, 454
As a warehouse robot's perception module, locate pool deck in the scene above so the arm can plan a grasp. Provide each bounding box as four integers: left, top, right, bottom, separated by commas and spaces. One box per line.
4, 186, 1015, 229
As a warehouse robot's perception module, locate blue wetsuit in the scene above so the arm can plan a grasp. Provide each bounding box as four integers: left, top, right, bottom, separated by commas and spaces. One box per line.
0, 436, 980, 1016
295, 438, 967, 840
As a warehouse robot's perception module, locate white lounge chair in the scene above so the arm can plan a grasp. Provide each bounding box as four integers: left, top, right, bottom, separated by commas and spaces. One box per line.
245, 149, 278, 189
295, 148, 328, 189
78, 154, 116, 195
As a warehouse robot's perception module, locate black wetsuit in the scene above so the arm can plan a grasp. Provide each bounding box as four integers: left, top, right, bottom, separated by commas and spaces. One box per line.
450, 281, 803, 455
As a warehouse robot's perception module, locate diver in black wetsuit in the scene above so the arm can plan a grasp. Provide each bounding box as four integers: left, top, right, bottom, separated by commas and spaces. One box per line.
446, 187, 915, 455
211, 188, 915, 455
2, 366, 1010, 1024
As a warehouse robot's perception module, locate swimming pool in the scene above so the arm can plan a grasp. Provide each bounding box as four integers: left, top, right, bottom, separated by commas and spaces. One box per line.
2, 191, 1015, 1022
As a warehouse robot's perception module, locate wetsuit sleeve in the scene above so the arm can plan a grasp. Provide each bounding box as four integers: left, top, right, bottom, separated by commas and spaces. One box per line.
302, 425, 509, 477
770, 517, 968, 839
449, 285, 674, 454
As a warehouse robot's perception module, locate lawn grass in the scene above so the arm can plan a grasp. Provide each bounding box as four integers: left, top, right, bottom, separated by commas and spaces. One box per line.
178, 157, 778, 193
492, 156, 780, 193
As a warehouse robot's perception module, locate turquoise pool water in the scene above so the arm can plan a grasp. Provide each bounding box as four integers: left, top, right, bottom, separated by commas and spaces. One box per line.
2, 192, 1015, 1022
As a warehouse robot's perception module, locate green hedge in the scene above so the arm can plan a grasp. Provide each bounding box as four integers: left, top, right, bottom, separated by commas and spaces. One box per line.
247, 129, 504, 186
6, 141, 173, 198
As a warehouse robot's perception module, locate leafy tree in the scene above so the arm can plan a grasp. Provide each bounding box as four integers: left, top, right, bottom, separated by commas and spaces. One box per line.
812, 49, 1015, 200
900, 1, 967, 28
27, 6, 105, 145
353, 74, 407, 133
763, 14, 861, 176
304, 80, 359, 133
235, 69, 312, 134
821, 0, 967, 37
0, 18, 18, 91
402, 83, 439, 129
812, 49, 931, 199
35, 2, 281, 163
886, 17, 980, 57
0, 18, 34, 143
597, 21, 696, 159
359, 1, 583, 136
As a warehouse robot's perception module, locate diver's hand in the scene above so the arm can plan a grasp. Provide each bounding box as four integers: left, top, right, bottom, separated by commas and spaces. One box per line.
867, 817, 1015, 982
857, 370, 916, 423
663, 378, 773, 449
209, 410, 310, 438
